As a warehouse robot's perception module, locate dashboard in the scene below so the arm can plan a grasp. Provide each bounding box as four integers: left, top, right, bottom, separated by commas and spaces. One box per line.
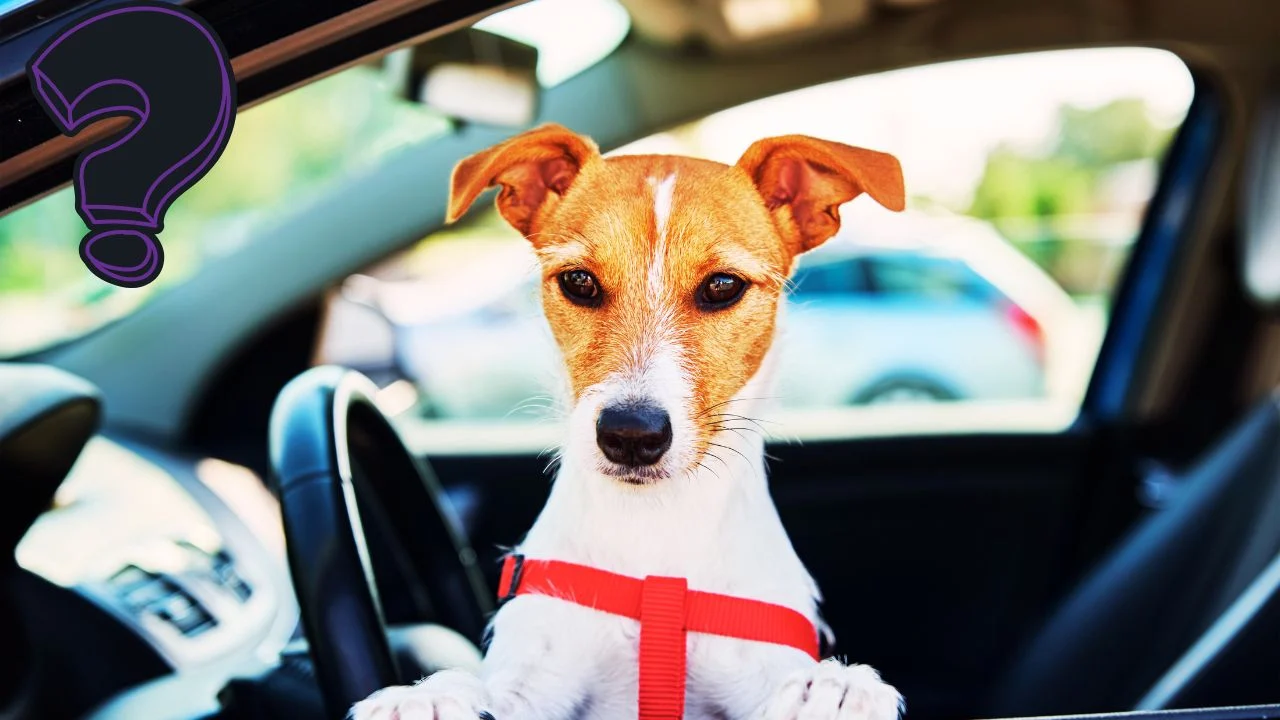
14, 434, 300, 717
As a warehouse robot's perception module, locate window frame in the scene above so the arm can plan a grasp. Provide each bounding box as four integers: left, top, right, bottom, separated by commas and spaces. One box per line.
1080, 69, 1223, 424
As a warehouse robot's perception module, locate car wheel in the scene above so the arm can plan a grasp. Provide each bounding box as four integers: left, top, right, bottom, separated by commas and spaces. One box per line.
854, 378, 957, 405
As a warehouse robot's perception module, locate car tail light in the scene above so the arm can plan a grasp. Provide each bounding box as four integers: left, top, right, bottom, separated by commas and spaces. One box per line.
1004, 301, 1046, 365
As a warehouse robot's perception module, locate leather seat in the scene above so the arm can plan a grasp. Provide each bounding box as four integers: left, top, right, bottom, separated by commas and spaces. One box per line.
989, 393, 1280, 717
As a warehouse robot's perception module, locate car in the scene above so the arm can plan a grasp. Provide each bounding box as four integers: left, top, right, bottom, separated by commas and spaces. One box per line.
785, 240, 1048, 406
1, 0, 1279, 719
775, 208, 1084, 408
325, 209, 1079, 420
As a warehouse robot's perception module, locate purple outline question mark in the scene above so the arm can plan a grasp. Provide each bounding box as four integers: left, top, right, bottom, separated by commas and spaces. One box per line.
27, 1, 235, 288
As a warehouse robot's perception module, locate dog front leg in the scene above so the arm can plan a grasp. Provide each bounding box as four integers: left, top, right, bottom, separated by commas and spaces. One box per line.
751, 658, 904, 720
351, 668, 491, 720
702, 641, 903, 720
351, 599, 597, 720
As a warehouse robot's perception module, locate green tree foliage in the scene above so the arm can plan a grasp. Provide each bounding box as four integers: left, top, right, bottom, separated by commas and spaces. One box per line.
1057, 98, 1175, 167
0, 67, 446, 295
0, 65, 448, 355
966, 98, 1178, 292
969, 98, 1173, 228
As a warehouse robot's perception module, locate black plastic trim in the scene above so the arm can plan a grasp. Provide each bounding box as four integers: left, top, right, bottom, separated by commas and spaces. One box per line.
1082, 69, 1225, 421
991, 704, 1280, 720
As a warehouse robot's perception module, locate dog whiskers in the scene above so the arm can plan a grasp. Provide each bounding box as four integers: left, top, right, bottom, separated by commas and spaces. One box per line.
707, 411, 777, 425
703, 450, 730, 470
705, 422, 771, 441
705, 419, 765, 433
692, 460, 721, 481
709, 425, 753, 443
506, 394, 564, 421
706, 413, 774, 435
706, 422, 765, 441
543, 455, 563, 475
707, 441, 752, 465
693, 396, 781, 419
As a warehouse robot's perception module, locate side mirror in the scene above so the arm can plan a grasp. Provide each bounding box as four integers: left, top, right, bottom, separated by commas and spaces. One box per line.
384, 28, 540, 128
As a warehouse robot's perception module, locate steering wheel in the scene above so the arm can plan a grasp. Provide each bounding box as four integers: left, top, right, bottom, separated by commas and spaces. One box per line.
268, 366, 493, 718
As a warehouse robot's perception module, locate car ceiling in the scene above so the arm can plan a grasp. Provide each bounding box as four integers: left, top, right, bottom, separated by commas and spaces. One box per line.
3, 0, 1280, 442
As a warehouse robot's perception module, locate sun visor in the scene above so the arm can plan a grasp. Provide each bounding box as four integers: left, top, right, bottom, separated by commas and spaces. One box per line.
618, 0, 943, 54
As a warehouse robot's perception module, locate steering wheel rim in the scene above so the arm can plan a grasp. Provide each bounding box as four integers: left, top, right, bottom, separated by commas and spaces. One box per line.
268, 366, 492, 718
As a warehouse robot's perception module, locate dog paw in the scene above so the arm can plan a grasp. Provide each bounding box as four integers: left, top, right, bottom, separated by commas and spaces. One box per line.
757, 659, 904, 720
350, 670, 492, 720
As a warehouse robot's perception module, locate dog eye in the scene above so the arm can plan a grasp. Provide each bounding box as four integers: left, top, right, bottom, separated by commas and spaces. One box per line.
697, 273, 748, 309
559, 269, 602, 306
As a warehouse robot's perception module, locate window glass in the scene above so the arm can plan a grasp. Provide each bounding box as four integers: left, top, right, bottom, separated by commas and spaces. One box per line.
864, 256, 978, 301
0, 0, 629, 357
792, 258, 871, 297
0, 0, 40, 18
315, 48, 1195, 450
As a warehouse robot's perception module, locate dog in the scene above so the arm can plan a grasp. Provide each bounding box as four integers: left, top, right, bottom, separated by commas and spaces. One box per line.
353, 123, 906, 720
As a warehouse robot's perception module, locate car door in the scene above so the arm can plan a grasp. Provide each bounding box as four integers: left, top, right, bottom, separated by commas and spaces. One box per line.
311, 47, 1214, 720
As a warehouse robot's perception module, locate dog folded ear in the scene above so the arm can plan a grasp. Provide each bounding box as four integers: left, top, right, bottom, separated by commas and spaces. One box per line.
736, 135, 905, 254
447, 123, 600, 236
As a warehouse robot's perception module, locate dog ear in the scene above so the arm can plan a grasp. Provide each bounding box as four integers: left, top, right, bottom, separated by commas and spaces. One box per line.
736, 135, 904, 255
447, 123, 600, 236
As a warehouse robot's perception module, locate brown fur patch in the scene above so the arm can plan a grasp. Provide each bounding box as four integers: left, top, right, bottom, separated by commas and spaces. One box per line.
528, 155, 789, 457
447, 125, 904, 470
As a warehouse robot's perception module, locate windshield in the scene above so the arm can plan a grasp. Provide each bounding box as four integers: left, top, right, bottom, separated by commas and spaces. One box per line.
0, 0, 39, 17
0, 0, 630, 357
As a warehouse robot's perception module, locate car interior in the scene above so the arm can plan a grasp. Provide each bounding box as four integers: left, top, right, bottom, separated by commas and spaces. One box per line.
2, 0, 1280, 719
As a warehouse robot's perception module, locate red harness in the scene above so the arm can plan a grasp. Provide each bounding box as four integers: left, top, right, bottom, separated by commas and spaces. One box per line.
497, 554, 821, 720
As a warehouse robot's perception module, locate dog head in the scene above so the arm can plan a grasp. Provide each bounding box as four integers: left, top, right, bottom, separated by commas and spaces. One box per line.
447, 124, 904, 485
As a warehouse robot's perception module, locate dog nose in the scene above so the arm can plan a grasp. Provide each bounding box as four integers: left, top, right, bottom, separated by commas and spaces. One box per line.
596, 404, 673, 467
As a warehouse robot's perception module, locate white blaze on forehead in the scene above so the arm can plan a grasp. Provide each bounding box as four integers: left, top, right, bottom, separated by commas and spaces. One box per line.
647, 173, 677, 305
651, 173, 676, 238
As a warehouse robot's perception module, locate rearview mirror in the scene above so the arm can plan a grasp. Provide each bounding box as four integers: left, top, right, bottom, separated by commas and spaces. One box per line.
384, 28, 540, 128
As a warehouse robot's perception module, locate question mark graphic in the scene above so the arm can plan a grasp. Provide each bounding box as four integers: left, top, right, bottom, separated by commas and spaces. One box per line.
26, 1, 235, 288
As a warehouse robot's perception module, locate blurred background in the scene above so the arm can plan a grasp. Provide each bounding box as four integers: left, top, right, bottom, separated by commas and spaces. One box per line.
0, 0, 1194, 451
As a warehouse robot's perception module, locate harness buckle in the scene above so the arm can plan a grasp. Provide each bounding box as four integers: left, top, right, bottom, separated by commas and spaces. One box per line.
497, 553, 525, 605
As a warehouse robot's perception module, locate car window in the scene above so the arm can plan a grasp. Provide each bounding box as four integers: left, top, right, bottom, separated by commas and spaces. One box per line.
0, 0, 630, 357
314, 47, 1194, 450
0, 0, 38, 17
792, 258, 872, 296
864, 255, 987, 302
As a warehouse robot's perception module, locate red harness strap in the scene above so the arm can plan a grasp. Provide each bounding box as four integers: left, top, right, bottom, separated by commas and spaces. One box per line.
497, 555, 820, 720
